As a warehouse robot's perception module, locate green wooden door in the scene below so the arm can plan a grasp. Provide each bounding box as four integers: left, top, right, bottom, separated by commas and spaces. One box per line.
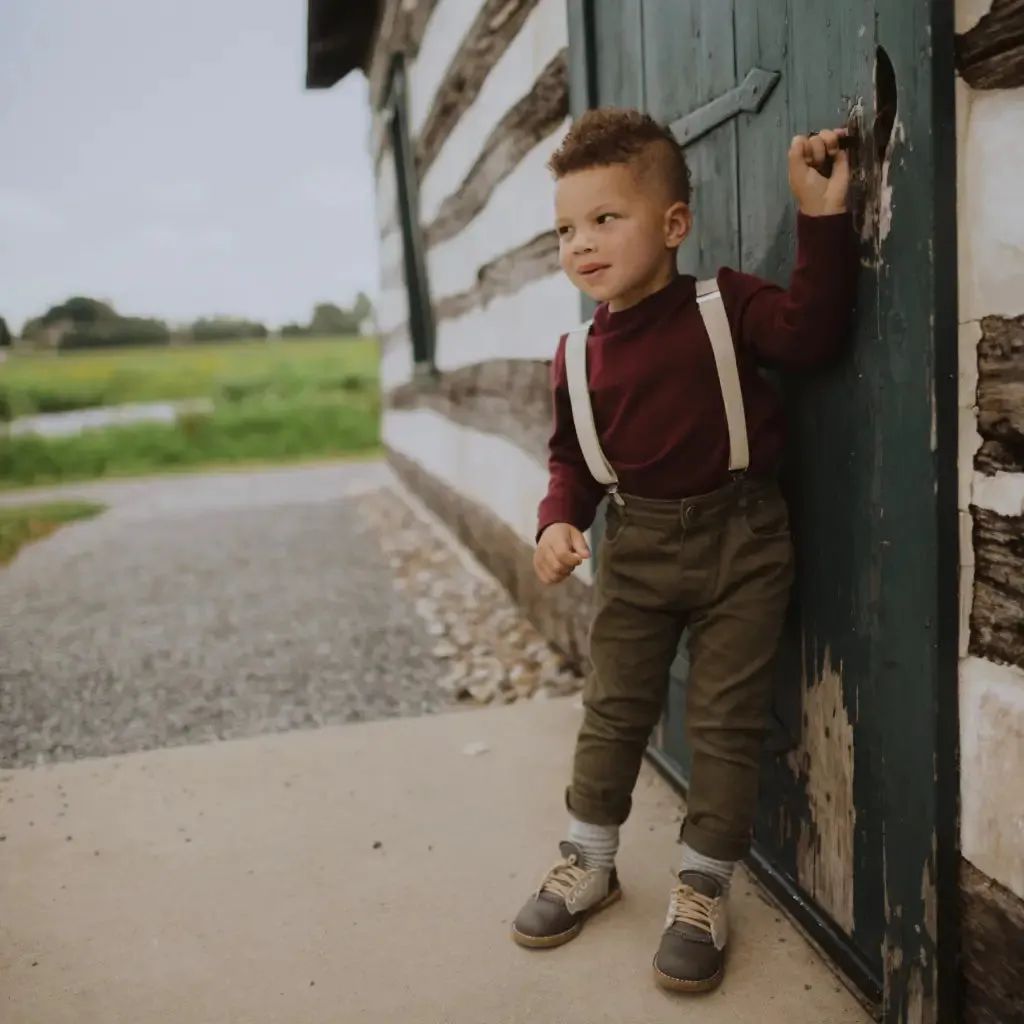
568, 2, 959, 1019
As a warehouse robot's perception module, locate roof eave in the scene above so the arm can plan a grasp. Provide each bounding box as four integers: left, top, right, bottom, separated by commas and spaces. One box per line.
305, 1, 381, 90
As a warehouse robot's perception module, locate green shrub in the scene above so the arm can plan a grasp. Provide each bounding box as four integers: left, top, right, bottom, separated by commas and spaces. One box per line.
58, 319, 171, 350
190, 318, 269, 342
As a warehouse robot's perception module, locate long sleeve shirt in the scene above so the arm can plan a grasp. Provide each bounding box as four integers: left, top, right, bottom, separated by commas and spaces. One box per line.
537, 211, 858, 538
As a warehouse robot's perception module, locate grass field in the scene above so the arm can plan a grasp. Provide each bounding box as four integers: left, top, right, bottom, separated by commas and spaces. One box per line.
0, 336, 380, 416
0, 337, 381, 489
0, 501, 106, 565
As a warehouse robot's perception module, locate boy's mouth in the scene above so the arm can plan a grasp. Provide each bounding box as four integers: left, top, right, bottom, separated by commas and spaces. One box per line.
578, 263, 610, 277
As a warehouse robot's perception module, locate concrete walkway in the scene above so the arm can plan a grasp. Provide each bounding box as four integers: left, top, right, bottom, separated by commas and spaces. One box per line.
0, 698, 868, 1024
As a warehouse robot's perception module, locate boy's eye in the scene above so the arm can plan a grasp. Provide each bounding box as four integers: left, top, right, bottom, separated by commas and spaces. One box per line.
557, 225, 573, 237
596, 213, 618, 225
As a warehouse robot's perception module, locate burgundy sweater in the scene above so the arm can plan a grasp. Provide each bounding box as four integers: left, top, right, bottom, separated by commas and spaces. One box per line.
537, 211, 858, 538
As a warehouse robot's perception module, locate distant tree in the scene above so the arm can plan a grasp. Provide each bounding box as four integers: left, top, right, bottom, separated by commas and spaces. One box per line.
308, 302, 360, 336
21, 296, 170, 350
59, 316, 170, 350
47, 296, 118, 326
190, 316, 268, 342
351, 292, 374, 325
19, 317, 42, 342
0, 316, 11, 348
22, 296, 118, 338
277, 297, 375, 340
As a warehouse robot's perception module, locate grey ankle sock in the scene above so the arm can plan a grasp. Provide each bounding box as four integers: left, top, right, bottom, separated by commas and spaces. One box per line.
567, 816, 619, 871
680, 843, 735, 895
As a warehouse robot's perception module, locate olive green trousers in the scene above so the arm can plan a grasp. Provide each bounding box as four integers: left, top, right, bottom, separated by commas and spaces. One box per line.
567, 476, 795, 862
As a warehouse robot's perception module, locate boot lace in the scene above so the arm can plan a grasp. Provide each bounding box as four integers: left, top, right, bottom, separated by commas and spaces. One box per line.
667, 884, 716, 934
536, 854, 589, 901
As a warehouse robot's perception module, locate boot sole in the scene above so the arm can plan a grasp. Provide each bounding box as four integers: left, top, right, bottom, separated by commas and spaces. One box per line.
511, 885, 623, 950
652, 958, 724, 994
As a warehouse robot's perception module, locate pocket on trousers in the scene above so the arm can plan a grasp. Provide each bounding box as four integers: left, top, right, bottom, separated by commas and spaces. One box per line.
739, 493, 790, 541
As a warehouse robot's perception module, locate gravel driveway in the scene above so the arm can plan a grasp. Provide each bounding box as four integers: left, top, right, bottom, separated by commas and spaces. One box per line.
0, 462, 455, 768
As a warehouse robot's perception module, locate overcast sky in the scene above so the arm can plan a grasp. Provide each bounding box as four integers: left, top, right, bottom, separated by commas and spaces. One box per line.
0, 0, 378, 332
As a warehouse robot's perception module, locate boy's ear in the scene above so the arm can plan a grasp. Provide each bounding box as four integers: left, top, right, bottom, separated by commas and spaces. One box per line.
664, 202, 692, 248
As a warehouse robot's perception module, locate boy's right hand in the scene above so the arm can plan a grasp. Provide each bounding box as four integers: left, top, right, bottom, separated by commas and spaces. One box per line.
534, 523, 591, 585
789, 127, 851, 215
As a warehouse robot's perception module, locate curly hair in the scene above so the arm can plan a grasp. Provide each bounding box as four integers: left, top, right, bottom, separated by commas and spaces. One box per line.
548, 107, 692, 205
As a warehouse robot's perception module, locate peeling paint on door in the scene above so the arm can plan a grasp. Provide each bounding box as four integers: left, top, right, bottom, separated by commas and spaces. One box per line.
881, 829, 941, 1021
789, 645, 857, 934
921, 854, 938, 948
855, 44, 904, 256
903, 966, 932, 1024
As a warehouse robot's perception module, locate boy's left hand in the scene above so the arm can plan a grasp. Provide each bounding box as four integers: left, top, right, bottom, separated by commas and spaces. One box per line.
789, 127, 850, 216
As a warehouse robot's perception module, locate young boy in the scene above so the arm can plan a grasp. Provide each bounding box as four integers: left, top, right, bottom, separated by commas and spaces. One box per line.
510, 108, 856, 993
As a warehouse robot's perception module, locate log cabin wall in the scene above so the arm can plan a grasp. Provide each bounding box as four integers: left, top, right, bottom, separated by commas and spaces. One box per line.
367, 0, 594, 662
955, 2, 1024, 1021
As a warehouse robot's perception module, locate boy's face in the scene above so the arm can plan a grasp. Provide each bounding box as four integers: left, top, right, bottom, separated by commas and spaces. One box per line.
554, 161, 690, 312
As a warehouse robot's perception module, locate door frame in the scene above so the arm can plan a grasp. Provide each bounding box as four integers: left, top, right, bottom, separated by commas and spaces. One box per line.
565, 1, 961, 1018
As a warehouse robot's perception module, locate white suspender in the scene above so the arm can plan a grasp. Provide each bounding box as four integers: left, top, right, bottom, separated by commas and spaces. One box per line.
697, 286, 750, 472
564, 317, 615, 485
563, 281, 750, 503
